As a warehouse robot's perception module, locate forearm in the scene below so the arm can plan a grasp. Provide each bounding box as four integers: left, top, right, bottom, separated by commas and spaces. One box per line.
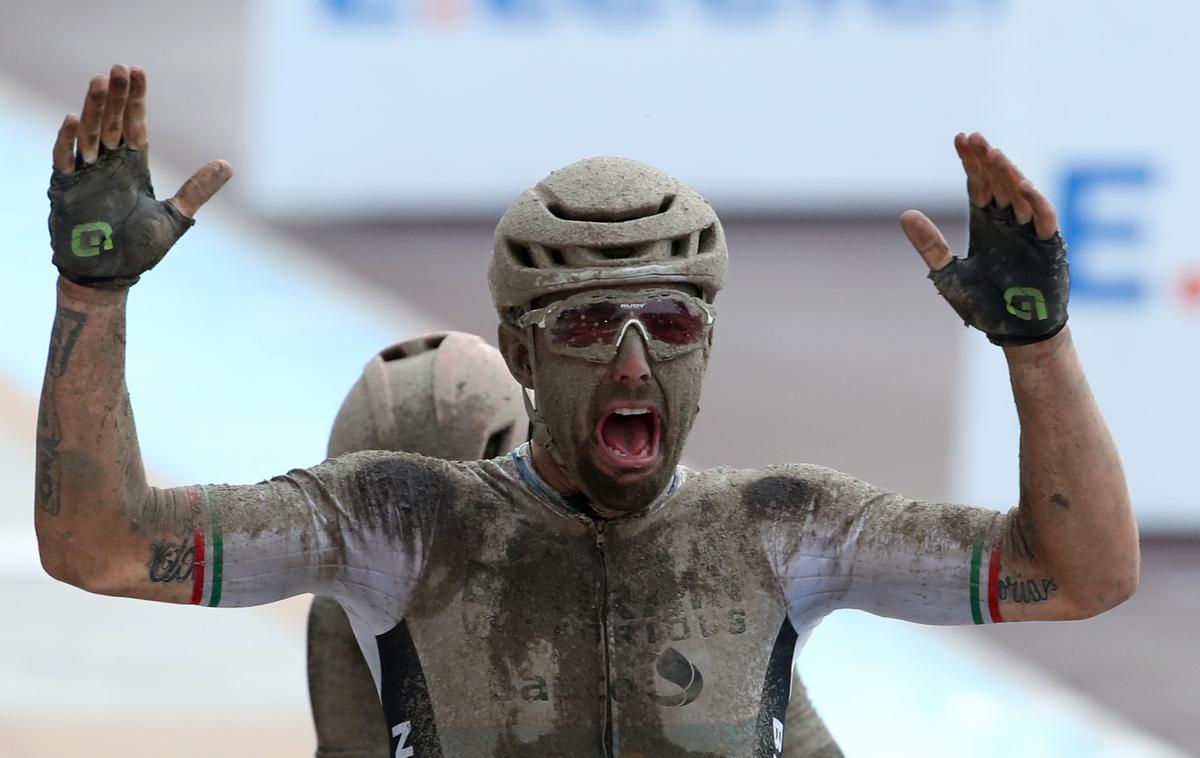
35, 277, 193, 600
1000, 327, 1138, 619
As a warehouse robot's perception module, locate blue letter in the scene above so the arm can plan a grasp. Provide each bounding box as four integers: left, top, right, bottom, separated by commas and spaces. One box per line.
702, 0, 779, 22
868, 0, 949, 23
1059, 165, 1152, 301
574, 0, 660, 24
323, 0, 399, 23
487, 0, 548, 21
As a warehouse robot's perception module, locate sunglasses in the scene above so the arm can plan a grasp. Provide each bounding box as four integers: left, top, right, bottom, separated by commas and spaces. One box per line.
515, 289, 715, 363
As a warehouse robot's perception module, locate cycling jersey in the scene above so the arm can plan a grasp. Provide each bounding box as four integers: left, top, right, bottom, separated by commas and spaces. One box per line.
183, 444, 1002, 757
308, 595, 843, 758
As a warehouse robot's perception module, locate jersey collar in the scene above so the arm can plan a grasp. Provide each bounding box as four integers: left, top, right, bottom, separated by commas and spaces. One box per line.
509, 442, 686, 522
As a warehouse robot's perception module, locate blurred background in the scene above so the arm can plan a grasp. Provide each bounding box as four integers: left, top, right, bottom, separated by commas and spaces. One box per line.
0, 1, 1196, 755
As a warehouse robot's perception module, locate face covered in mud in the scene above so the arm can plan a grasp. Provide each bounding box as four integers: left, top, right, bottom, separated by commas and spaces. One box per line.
522, 286, 712, 512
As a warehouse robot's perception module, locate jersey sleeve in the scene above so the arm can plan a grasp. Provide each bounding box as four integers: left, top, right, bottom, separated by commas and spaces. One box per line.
173, 450, 450, 633
747, 464, 1005, 628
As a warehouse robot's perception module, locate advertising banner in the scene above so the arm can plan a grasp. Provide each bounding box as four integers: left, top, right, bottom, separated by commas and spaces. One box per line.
243, 0, 1013, 215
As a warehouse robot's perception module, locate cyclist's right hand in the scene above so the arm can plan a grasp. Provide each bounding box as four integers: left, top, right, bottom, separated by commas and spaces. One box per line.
48, 64, 232, 289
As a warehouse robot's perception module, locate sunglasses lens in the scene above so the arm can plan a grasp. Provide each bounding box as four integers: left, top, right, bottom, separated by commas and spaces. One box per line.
549, 301, 624, 347
639, 299, 708, 346
543, 294, 710, 359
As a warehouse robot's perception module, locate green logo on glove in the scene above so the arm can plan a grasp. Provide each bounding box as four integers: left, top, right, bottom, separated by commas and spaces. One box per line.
70, 221, 114, 258
1004, 287, 1048, 321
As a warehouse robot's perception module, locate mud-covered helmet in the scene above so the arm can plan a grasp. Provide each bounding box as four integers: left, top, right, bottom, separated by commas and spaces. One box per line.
489, 156, 728, 322
328, 331, 527, 460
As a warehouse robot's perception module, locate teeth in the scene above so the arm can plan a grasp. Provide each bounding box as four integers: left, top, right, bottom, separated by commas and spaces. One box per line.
610, 446, 651, 458
614, 408, 650, 416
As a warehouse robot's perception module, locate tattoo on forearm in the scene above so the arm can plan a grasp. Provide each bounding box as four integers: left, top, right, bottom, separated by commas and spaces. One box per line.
47, 307, 87, 378
35, 399, 62, 515
997, 575, 1056, 604
148, 538, 197, 582
35, 307, 88, 515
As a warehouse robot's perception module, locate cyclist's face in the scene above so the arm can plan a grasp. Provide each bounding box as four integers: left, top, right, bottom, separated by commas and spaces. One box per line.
530, 286, 710, 511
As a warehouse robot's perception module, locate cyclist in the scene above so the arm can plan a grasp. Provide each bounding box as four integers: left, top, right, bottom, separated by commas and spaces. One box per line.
309, 331, 526, 758
309, 332, 842, 757
37, 65, 1137, 757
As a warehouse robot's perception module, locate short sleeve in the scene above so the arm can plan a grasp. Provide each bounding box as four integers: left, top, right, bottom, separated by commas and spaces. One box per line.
175, 450, 450, 633
745, 464, 1004, 629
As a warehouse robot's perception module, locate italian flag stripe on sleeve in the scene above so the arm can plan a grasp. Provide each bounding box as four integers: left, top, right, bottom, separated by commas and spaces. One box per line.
208, 501, 223, 607
987, 540, 1004, 623
969, 532, 1005, 624
189, 486, 224, 607
969, 535, 984, 624
188, 487, 205, 605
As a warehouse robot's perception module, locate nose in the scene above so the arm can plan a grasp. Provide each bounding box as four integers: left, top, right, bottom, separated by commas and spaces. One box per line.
610, 322, 651, 385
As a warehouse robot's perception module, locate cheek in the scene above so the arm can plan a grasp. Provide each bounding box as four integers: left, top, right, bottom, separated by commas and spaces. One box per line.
656, 355, 707, 413
532, 352, 603, 429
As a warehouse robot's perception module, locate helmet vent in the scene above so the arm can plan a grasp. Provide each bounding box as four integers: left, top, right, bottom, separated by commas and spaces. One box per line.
599, 246, 637, 260
380, 334, 446, 362
698, 224, 717, 254
482, 426, 513, 459
547, 248, 565, 265
671, 236, 689, 258
508, 242, 535, 268
544, 193, 676, 224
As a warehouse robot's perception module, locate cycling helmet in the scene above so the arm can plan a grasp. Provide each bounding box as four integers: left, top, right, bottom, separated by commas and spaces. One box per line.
489, 156, 728, 322
328, 331, 526, 460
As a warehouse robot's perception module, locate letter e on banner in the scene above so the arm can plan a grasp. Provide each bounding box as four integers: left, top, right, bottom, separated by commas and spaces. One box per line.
1060, 164, 1153, 301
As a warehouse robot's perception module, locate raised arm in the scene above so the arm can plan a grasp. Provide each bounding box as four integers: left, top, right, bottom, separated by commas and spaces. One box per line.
36, 64, 231, 601
898, 132, 1138, 621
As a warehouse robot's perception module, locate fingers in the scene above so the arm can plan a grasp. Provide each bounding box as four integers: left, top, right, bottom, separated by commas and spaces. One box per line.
900, 209, 953, 272
955, 133, 991, 208
57, 64, 148, 170
965, 133, 1012, 208
100, 64, 130, 150
124, 66, 147, 150
960, 132, 1059, 238
77, 75, 107, 164
169, 160, 233, 217
987, 144, 1034, 225
53, 114, 79, 173
1019, 180, 1060, 240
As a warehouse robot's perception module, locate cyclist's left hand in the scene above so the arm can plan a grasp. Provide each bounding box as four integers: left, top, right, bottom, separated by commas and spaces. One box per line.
899, 132, 1069, 347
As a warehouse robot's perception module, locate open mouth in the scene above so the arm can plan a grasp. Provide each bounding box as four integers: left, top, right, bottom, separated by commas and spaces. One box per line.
595, 405, 662, 470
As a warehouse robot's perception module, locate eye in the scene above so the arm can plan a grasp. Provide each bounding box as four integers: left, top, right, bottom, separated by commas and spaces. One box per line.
550, 302, 624, 347
639, 299, 705, 345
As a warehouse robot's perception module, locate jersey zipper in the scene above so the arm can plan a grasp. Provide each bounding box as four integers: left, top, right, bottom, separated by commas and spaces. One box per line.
594, 520, 614, 757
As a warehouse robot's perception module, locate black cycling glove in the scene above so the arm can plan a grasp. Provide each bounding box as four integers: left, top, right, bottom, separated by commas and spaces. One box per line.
48, 146, 193, 289
929, 202, 1069, 346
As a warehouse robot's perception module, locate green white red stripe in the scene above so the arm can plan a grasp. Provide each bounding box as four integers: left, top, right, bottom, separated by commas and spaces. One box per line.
969, 532, 1004, 624
188, 486, 224, 607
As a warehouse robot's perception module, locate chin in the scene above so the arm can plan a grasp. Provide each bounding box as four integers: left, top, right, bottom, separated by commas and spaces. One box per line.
574, 441, 676, 513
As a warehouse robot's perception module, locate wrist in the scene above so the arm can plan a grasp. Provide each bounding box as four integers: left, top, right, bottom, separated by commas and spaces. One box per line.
57, 275, 129, 308
1002, 325, 1071, 367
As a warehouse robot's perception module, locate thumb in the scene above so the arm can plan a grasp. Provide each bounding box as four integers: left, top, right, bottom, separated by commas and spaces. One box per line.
900, 209, 953, 272
169, 159, 233, 218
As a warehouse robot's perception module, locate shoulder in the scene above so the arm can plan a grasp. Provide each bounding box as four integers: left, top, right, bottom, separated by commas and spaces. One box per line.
685, 463, 873, 521
305, 450, 483, 512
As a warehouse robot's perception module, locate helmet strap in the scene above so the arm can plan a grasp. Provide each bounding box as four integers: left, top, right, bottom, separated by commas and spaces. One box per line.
523, 337, 571, 475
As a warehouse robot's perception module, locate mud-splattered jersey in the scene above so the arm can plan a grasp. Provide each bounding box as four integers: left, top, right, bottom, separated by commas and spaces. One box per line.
182, 444, 1002, 757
